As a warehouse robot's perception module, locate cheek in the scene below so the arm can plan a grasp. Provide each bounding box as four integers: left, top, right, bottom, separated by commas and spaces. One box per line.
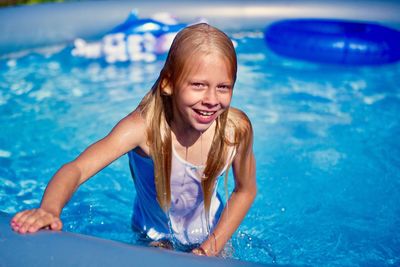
179, 95, 195, 108
179, 90, 202, 107
174, 91, 198, 111
220, 93, 233, 108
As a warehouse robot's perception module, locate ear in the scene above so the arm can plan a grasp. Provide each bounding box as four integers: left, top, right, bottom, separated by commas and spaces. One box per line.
161, 78, 173, 95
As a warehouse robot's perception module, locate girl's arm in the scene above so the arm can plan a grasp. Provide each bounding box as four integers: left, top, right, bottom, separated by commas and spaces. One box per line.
195, 118, 257, 256
11, 111, 146, 234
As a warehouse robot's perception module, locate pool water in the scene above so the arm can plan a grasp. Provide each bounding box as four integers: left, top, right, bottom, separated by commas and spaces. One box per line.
1, 28, 400, 266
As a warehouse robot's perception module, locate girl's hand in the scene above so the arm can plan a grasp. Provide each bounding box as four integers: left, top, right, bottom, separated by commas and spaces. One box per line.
191, 247, 208, 256
10, 208, 63, 234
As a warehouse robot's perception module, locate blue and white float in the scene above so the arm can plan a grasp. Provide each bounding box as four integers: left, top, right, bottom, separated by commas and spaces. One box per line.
72, 11, 193, 63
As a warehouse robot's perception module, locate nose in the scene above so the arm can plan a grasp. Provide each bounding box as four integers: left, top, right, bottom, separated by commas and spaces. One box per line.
202, 88, 218, 107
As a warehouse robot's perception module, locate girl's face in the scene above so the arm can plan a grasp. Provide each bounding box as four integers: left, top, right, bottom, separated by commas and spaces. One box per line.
171, 53, 234, 134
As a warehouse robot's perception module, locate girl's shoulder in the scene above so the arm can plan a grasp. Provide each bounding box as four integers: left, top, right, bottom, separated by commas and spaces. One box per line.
226, 107, 253, 144
118, 109, 146, 132
227, 107, 252, 130
113, 109, 147, 144
126, 108, 146, 125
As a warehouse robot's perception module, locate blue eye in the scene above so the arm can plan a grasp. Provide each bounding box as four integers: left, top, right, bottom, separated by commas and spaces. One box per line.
217, 84, 231, 92
191, 82, 204, 88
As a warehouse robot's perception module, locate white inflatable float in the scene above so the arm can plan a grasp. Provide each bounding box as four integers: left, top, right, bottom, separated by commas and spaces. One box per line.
71, 11, 194, 63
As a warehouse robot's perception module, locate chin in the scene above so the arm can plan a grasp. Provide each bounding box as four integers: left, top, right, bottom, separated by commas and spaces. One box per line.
190, 117, 216, 132
197, 125, 213, 133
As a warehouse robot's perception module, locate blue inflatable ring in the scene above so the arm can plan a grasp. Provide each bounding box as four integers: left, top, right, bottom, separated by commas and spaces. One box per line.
264, 19, 400, 65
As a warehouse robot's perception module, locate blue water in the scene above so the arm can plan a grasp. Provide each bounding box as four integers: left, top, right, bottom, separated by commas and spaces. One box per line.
1, 29, 400, 266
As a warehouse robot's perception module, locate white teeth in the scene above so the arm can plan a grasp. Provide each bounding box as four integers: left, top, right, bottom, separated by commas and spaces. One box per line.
197, 110, 214, 116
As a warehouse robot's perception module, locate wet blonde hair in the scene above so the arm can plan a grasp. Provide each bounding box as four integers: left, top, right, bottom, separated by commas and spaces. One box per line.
138, 23, 252, 221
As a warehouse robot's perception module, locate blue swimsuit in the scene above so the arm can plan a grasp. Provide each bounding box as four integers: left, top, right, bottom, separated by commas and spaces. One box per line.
128, 146, 234, 246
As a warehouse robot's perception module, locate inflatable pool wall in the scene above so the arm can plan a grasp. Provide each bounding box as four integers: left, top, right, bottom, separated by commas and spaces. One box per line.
0, 213, 274, 267
1, 0, 400, 55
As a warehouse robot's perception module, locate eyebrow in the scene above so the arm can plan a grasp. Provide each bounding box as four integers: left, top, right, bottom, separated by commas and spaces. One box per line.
218, 82, 233, 85
189, 79, 208, 83
188, 79, 233, 85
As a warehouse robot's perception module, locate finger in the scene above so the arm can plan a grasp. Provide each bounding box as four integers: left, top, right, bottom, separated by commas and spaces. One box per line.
11, 210, 31, 226
50, 218, 63, 231
12, 210, 35, 232
11, 210, 35, 231
192, 249, 203, 256
192, 247, 207, 256
17, 209, 39, 234
27, 213, 54, 233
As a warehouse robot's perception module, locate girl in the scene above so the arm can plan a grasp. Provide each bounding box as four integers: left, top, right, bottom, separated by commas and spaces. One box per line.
10, 23, 256, 256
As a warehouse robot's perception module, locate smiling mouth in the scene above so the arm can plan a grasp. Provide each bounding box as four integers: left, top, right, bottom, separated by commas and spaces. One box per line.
193, 109, 217, 118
